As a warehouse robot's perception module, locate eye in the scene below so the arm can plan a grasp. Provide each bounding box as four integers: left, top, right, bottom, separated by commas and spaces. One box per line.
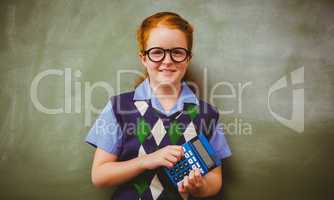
172, 48, 187, 57
150, 48, 164, 55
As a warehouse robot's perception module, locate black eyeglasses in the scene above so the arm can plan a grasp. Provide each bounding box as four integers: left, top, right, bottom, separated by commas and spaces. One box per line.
144, 47, 191, 63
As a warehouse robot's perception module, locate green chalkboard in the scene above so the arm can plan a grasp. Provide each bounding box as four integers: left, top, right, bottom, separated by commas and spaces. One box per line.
0, 0, 333, 199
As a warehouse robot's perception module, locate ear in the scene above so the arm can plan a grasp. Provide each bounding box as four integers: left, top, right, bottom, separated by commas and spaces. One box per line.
138, 52, 148, 68
187, 53, 192, 63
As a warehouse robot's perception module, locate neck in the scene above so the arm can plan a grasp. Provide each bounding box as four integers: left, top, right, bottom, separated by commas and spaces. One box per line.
149, 79, 182, 101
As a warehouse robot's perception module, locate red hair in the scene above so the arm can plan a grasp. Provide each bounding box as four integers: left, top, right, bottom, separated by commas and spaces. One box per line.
137, 12, 194, 53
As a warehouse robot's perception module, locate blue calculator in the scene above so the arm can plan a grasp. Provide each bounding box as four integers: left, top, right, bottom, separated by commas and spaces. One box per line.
163, 133, 222, 188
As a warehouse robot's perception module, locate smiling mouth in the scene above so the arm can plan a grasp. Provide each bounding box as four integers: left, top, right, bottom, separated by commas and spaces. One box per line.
159, 69, 176, 72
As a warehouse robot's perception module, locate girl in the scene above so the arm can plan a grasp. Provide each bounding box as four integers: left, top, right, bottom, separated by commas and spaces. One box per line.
85, 12, 231, 200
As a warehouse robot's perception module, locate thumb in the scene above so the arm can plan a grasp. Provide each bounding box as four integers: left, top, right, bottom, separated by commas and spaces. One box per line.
178, 182, 185, 193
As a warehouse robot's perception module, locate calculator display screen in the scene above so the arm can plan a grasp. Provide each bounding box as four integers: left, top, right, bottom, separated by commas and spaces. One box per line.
193, 139, 214, 168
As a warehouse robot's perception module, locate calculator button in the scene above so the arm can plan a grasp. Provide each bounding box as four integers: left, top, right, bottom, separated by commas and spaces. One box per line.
196, 163, 201, 168
188, 158, 193, 164
185, 153, 190, 158
188, 151, 193, 156
192, 156, 197, 162
192, 164, 197, 169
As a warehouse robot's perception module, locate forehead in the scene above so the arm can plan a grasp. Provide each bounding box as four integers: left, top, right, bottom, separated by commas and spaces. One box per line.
146, 27, 187, 49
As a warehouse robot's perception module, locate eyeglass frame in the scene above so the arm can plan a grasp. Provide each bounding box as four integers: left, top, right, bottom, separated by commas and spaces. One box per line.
143, 47, 192, 63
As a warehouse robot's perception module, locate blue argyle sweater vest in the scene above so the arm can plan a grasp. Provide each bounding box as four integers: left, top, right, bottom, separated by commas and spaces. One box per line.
110, 91, 224, 200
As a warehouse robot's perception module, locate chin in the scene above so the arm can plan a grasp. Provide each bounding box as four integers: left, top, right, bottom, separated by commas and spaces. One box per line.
158, 77, 179, 85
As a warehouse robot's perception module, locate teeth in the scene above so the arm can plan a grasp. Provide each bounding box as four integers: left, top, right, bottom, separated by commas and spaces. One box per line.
160, 69, 175, 72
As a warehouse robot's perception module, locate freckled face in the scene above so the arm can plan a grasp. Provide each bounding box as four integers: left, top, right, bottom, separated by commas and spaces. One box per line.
140, 27, 190, 87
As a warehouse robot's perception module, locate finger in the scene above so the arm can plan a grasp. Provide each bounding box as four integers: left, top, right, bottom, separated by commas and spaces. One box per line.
178, 182, 185, 193
177, 146, 184, 155
163, 148, 182, 160
194, 168, 202, 187
180, 147, 184, 157
168, 145, 182, 150
183, 176, 190, 190
188, 170, 197, 186
186, 174, 197, 191
188, 170, 195, 182
168, 145, 183, 152
161, 159, 174, 168
194, 168, 201, 179
168, 146, 184, 156
168, 149, 183, 160
165, 154, 178, 164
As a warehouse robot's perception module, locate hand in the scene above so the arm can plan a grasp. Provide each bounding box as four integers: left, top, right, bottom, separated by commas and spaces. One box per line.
178, 168, 205, 195
140, 145, 183, 170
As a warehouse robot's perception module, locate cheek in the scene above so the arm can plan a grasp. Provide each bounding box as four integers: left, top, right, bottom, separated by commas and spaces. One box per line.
178, 63, 188, 72
146, 61, 160, 70
145, 63, 160, 75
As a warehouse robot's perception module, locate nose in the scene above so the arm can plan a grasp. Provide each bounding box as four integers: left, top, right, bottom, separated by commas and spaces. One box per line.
162, 51, 173, 64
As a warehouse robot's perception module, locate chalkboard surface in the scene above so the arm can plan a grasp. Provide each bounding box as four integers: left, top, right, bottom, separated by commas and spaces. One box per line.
0, 0, 333, 199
